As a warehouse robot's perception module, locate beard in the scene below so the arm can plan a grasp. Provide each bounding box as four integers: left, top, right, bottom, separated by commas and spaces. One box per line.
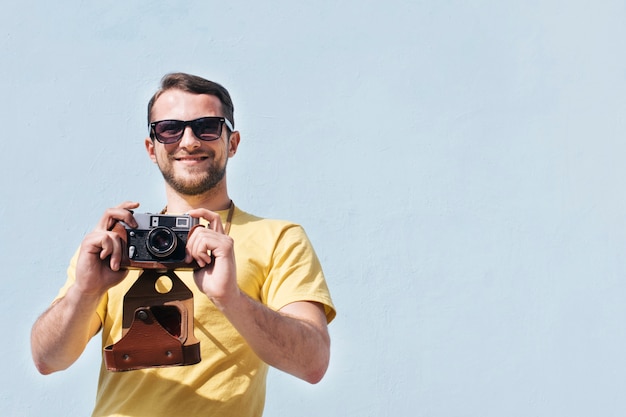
157, 151, 228, 196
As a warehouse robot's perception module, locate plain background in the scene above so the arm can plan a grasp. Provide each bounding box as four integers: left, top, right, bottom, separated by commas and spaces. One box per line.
3, 1, 626, 416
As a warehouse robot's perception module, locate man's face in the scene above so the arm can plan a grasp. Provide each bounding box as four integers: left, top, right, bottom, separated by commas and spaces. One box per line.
145, 89, 239, 196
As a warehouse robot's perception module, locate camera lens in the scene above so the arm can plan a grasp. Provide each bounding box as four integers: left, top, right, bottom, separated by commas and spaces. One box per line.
146, 227, 177, 258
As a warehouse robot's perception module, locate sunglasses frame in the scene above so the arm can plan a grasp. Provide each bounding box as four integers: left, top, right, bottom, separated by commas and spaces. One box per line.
150, 117, 234, 144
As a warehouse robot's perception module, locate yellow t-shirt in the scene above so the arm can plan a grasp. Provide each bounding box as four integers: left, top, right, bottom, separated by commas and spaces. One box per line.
56, 206, 336, 417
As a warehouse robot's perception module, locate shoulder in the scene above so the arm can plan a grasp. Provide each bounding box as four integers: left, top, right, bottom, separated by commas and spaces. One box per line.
231, 207, 319, 261
232, 207, 309, 239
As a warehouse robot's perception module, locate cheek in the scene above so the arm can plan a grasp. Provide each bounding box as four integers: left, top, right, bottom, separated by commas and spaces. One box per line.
211, 141, 228, 158
153, 144, 177, 162
151, 147, 171, 167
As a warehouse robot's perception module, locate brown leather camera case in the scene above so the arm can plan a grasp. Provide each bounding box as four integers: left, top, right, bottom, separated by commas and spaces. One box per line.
103, 269, 201, 371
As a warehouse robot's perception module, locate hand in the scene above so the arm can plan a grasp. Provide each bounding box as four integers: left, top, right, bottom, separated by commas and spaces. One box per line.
185, 208, 240, 308
74, 201, 140, 296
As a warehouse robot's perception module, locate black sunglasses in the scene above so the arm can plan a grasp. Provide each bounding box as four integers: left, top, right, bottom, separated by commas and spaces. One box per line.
150, 117, 234, 144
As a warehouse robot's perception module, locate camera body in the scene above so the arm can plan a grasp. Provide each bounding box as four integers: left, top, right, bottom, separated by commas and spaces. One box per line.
122, 213, 200, 269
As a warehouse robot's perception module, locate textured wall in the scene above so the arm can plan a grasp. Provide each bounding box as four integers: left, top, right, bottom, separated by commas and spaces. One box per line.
3, 1, 626, 416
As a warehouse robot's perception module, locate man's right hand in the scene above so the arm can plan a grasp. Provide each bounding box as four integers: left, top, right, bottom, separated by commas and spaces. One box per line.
31, 201, 141, 374
74, 201, 140, 296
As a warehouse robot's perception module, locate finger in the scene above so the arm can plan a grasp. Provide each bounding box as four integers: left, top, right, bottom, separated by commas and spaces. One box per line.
187, 208, 224, 234
107, 233, 125, 271
97, 201, 140, 230
185, 229, 213, 267
95, 232, 124, 271
193, 244, 214, 268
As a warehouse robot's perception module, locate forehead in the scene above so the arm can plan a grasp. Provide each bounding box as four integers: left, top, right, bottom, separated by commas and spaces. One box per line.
151, 89, 223, 121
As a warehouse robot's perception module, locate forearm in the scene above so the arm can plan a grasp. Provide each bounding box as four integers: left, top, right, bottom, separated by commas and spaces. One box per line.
217, 291, 330, 384
31, 285, 102, 375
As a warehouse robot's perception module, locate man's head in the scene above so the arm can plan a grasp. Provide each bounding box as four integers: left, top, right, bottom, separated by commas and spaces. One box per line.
145, 73, 240, 198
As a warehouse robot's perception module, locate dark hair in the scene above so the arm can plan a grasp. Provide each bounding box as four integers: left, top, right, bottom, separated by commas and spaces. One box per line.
147, 72, 235, 129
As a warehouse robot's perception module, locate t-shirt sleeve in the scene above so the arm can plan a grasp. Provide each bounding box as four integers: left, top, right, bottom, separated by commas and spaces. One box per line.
261, 225, 336, 323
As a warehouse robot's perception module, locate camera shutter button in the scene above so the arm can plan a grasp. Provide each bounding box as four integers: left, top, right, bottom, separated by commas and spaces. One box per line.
129, 245, 136, 258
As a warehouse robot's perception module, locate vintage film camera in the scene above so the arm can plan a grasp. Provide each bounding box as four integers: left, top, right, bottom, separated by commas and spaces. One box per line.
105, 213, 202, 372
122, 213, 200, 270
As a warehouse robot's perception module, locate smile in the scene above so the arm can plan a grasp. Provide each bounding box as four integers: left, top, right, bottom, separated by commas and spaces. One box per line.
174, 155, 209, 163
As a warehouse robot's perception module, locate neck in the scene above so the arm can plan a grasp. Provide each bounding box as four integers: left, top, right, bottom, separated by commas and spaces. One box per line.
164, 184, 232, 213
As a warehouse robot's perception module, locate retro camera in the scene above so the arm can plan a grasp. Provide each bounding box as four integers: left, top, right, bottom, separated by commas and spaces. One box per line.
123, 213, 199, 268
105, 213, 203, 371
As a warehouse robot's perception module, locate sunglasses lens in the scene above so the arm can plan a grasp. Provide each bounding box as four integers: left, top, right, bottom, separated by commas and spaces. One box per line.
154, 121, 184, 144
192, 118, 222, 141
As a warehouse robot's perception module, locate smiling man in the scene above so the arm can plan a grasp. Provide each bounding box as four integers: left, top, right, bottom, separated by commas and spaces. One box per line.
31, 73, 336, 417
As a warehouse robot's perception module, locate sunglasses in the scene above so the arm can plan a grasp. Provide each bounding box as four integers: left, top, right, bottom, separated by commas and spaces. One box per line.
150, 117, 234, 144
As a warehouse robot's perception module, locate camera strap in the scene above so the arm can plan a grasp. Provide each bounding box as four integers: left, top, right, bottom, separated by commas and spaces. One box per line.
224, 200, 234, 235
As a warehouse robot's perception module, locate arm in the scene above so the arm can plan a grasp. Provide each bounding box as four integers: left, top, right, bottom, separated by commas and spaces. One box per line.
31, 288, 103, 374
31, 202, 139, 374
187, 209, 331, 384
218, 294, 330, 384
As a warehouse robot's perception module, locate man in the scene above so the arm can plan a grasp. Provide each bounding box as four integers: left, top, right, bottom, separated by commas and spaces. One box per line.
31, 73, 336, 416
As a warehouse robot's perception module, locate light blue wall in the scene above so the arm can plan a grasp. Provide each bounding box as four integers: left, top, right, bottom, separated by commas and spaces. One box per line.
3, 1, 626, 416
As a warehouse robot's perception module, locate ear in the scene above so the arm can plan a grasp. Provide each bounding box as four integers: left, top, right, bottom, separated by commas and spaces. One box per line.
145, 137, 157, 163
228, 131, 241, 158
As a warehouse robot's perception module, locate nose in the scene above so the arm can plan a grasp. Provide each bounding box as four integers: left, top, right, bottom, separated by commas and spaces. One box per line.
178, 126, 201, 149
